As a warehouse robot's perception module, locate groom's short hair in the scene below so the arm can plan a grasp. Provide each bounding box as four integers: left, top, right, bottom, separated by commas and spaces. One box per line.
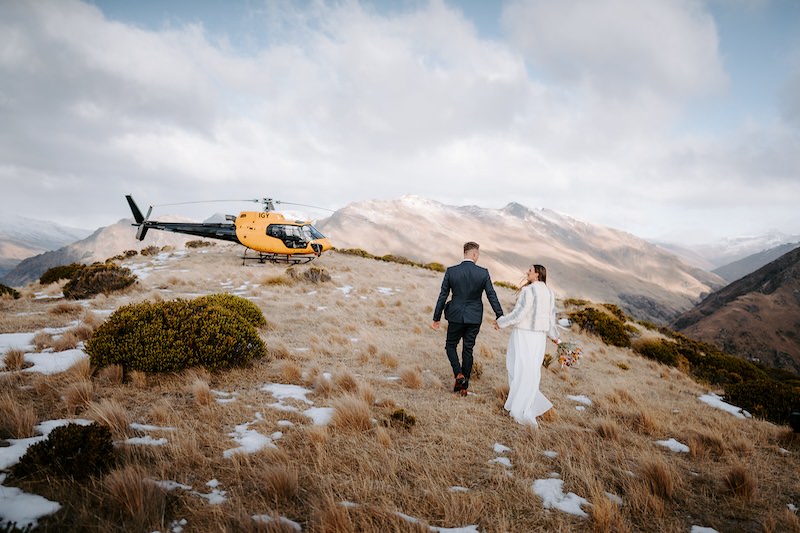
463, 241, 479, 254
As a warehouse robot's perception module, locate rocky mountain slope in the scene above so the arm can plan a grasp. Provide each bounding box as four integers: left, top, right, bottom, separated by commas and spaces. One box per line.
673, 246, 800, 374
713, 242, 800, 283
0, 216, 91, 279
1, 218, 202, 287
317, 196, 724, 322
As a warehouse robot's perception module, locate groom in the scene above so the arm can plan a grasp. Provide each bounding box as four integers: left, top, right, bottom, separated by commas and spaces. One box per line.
432, 242, 504, 396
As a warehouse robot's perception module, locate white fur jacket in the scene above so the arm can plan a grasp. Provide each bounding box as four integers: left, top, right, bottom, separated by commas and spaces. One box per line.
496, 281, 559, 338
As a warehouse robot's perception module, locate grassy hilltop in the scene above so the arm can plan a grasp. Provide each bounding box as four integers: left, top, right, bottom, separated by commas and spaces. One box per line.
1, 245, 799, 532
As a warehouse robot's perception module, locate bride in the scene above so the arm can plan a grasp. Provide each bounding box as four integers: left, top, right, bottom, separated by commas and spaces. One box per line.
495, 264, 559, 427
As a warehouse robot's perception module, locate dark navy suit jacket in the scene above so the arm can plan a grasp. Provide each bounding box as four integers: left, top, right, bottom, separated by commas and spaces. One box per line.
433, 260, 504, 324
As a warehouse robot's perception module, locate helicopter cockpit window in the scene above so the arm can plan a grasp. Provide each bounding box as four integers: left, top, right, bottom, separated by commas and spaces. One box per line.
267, 224, 307, 249
302, 225, 325, 240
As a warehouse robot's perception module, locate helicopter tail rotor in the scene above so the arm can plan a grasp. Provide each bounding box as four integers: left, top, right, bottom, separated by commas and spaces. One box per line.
125, 195, 153, 241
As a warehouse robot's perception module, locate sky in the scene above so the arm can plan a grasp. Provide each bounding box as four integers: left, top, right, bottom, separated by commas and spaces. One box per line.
1, 0, 799, 245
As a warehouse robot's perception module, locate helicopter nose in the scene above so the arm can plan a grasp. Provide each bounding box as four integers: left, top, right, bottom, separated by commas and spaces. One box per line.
311, 243, 323, 256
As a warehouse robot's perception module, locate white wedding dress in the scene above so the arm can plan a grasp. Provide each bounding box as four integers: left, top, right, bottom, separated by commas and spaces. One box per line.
497, 282, 558, 427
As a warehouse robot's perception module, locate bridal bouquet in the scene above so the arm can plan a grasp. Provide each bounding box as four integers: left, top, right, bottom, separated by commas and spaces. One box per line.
555, 340, 583, 368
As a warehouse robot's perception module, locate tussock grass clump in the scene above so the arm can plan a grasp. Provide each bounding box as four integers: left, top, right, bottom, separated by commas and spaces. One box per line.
638, 458, 678, 500
139, 245, 160, 256
63, 262, 137, 300
686, 430, 727, 459
103, 465, 168, 530
723, 464, 757, 502
0, 392, 37, 439
594, 419, 622, 441
48, 301, 84, 316
330, 395, 373, 432
0, 282, 21, 299
257, 465, 300, 505
186, 239, 214, 248
11, 422, 115, 480
191, 379, 214, 406
3, 348, 29, 371
96, 363, 123, 384
67, 356, 93, 380
64, 380, 94, 413
52, 330, 80, 351
384, 408, 416, 430
85, 297, 267, 372
398, 366, 423, 389
32, 331, 53, 351
85, 399, 131, 438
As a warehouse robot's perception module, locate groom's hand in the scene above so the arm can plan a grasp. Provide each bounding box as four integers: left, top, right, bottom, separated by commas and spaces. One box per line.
431, 321, 440, 330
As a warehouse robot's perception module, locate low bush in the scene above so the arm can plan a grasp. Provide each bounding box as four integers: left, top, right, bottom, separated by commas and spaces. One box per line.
63, 263, 137, 300
194, 293, 267, 328
186, 240, 214, 248
602, 303, 627, 321
424, 262, 445, 272
11, 422, 114, 480
568, 307, 632, 348
39, 263, 84, 285
724, 380, 800, 425
139, 245, 160, 256
633, 339, 688, 369
0, 283, 20, 299
335, 248, 448, 273
85, 297, 267, 373
494, 281, 518, 290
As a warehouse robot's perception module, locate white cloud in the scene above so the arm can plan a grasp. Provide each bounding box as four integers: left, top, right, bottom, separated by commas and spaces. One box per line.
0, 0, 798, 243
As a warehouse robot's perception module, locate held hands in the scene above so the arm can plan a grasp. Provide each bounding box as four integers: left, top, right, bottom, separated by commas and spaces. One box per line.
492, 319, 500, 331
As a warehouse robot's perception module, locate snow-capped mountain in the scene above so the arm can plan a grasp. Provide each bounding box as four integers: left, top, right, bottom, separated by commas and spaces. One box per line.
317, 196, 724, 322
665, 231, 800, 269
0, 215, 92, 278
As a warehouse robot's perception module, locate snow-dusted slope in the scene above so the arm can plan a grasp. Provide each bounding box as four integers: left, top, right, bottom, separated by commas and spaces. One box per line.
317, 196, 724, 322
0, 216, 92, 278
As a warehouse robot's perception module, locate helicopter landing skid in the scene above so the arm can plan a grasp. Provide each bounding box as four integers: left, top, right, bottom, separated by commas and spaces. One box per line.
241, 250, 316, 265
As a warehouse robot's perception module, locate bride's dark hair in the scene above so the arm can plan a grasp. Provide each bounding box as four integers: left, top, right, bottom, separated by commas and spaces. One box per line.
520, 263, 547, 289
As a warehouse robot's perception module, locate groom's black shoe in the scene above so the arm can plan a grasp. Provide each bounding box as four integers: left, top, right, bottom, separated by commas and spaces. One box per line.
454, 373, 466, 393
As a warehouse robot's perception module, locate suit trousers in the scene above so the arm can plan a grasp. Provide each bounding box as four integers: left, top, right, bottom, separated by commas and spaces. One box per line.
445, 321, 481, 383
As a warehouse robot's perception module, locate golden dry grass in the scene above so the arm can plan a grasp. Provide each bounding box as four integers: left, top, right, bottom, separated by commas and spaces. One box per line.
3, 348, 28, 371
0, 391, 37, 438
1, 246, 798, 532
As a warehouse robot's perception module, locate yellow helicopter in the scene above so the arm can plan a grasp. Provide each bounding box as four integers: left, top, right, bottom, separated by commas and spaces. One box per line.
125, 195, 333, 264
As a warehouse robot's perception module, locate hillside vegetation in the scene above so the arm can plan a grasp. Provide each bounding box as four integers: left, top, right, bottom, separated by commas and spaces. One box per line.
1, 245, 798, 532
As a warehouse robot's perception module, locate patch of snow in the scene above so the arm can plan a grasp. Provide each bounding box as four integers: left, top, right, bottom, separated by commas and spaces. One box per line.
532, 478, 590, 518
493, 443, 511, 454
489, 457, 512, 468
129, 423, 177, 432
0, 475, 61, 530
690, 527, 719, 533
567, 395, 593, 406
449, 486, 470, 493
304, 407, 335, 426
123, 436, 168, 446
261, 383, 314, 405
223, 421, 277, 458
655, 438, 689, 453
21, 349, 87, 375
698, 393, 751, 419
543, 450, 558, 459
252, 515, 302, 531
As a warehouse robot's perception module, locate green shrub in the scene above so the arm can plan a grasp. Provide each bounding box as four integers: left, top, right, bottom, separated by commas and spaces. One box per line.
11, 423, 114, 480
0, 283, 20, 299
140, 245, 160, 256
85, 298, 266, 372
633, 339, 687, 369
424, 262, 445, 272
724, 380, 800, 425
39, 263, 84, 285
569, 307, 632, 348
636, 319, 659, 331
62, 263, 136, 300
602, 303, 627, 321
494, 281, 519, 290
186, 240, 214, 248
336, 248, 374, 259
563, 298, 589, 307
194, 293, 267, 328
384, 408, 416, 430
